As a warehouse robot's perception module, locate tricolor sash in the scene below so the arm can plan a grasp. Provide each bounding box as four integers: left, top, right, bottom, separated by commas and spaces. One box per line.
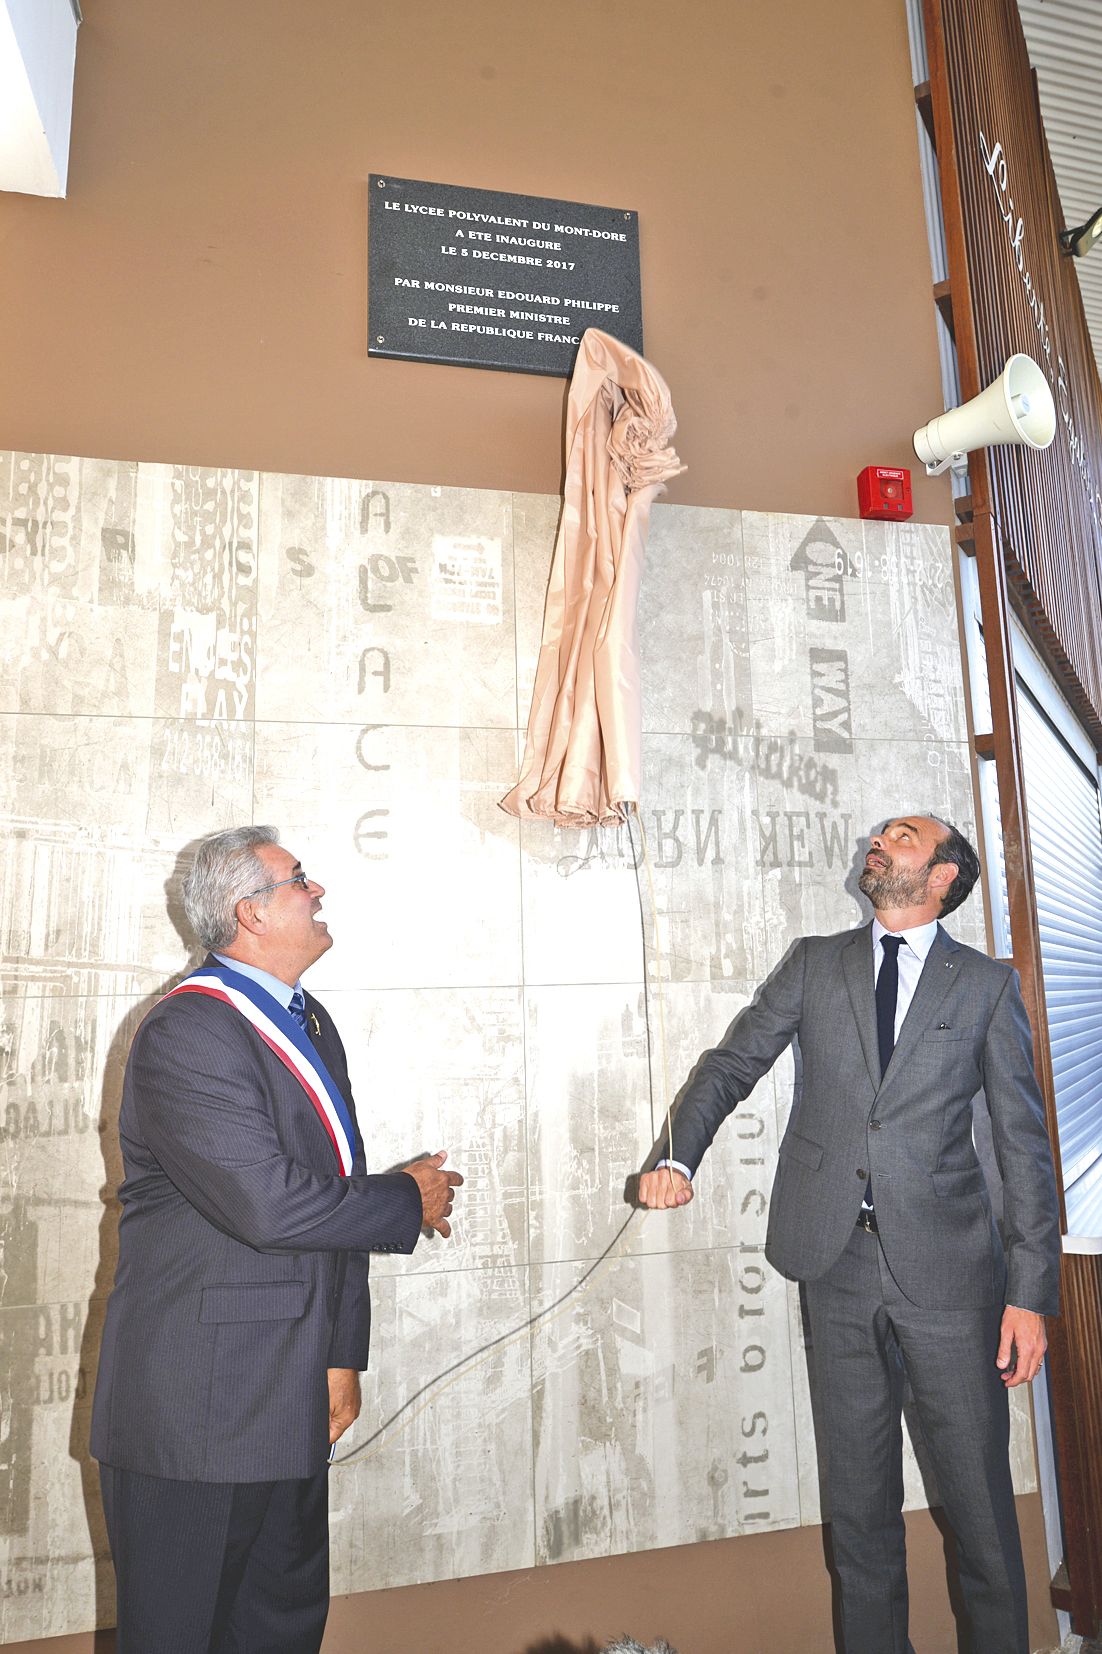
162, 965, 356, 1175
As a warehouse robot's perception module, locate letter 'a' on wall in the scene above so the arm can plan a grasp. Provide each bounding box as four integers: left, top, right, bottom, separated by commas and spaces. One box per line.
0, 0, 80, 198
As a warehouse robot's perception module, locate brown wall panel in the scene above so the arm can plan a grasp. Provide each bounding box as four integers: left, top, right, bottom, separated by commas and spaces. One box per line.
926, 0, 1102, 1627
930, 0, 1102, 739
0, 1499, 1060, 1654
0, 0, 951, 521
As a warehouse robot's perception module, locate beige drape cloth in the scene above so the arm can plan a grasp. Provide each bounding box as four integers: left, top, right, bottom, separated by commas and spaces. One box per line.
500, 329, 684, 827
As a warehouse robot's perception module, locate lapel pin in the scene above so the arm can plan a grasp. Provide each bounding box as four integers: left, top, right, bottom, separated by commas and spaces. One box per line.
310, 1012, 322, 1038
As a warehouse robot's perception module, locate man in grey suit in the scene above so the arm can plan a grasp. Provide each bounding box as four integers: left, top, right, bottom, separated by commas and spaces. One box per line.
92, 825, 462, 1653
638, 814, 1060, 1654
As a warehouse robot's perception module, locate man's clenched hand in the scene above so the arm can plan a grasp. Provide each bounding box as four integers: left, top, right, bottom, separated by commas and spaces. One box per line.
327, 1368, 361, 1445
404, 1150, 463, 1238
637, 1168, 694, 1210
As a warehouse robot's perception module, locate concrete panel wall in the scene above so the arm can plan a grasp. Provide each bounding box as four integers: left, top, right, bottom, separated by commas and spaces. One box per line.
0, 450, 1038, 1643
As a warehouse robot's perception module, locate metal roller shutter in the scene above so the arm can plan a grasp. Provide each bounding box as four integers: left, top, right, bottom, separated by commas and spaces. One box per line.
1019, 686, 1102, 1236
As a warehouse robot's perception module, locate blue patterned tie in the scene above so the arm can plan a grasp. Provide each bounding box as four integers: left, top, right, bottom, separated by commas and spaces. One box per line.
288, 989, 308, 1032
866, 935, 904, 1210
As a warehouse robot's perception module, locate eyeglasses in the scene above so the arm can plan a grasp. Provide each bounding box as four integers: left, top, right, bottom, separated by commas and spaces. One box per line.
242, 872, 311, 900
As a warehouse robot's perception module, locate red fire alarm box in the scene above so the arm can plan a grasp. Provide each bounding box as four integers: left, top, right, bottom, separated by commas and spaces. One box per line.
857, 466, 913, 521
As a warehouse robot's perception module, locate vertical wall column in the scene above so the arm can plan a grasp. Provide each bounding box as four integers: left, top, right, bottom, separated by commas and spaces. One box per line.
923, 0, 1102, 1631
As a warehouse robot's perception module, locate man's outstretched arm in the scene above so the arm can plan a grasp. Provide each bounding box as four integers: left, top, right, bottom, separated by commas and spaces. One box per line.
639, 939, 806, 1208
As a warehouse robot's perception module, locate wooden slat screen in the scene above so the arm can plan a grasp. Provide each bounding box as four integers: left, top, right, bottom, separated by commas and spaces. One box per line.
936, 0, 1102, 748
1050, 1248, 1102, 1623
926, 0, 1102, 1626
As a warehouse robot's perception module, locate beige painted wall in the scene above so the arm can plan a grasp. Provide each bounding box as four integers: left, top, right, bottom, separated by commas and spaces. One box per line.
0, 2, 1055, 1649
0, 0, 952, 522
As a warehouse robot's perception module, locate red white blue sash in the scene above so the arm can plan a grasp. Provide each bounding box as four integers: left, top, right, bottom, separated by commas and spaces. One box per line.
162, 965, 356, 1176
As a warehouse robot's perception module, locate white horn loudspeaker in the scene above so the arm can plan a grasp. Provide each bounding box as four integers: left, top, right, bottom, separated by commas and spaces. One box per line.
913, 352, 1056, 476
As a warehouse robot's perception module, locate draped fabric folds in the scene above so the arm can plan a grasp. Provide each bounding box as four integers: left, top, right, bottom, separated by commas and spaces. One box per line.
500, 329, 684, 827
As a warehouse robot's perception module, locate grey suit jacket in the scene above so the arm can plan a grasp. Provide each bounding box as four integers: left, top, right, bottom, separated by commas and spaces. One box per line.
91, 966, 423, 1482
665, 923, 1060, 1315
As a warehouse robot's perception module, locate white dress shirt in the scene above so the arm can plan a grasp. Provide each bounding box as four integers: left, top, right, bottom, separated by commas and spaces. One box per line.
658, 917, 941, 1183
871, 916, 939, 1037
211, 951, 301, 1011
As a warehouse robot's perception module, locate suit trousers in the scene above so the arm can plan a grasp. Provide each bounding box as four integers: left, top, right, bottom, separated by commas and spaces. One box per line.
100, 1463, 330, 1654
804, 1226, 1028, 1654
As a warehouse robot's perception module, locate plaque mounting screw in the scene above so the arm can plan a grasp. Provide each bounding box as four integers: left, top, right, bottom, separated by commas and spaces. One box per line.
377, 178, 387, 187
375, 335, 385, 344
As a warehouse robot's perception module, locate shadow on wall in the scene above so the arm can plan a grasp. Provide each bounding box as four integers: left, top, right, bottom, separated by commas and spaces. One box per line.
68, 840, 205, 1638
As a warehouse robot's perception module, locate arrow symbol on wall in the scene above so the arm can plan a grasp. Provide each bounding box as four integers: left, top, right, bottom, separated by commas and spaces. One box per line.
789, 519, 857, 622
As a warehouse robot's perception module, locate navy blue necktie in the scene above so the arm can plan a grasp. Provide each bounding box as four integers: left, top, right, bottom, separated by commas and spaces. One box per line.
866, 935, 904, 1209
288, 989, 308, 1032
876, 935, 904, 1080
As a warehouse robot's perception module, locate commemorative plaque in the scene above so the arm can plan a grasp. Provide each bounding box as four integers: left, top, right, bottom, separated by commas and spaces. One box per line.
368, 174, 643, 376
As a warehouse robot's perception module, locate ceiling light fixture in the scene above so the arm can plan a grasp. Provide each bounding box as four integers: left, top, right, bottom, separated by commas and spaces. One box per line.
0, 0, 81, 198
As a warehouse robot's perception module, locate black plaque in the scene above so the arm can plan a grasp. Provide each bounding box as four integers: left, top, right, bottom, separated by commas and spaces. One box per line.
368, 174, 642, 377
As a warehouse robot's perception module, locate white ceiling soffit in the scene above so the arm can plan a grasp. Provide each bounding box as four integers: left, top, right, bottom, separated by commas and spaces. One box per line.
0, 0, 81, 198
1018, 0, 1102, 379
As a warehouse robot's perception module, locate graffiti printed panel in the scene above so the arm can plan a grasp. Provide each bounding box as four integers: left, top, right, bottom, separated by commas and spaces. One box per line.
255, 474, 515, 727
0, 451, 1019, 1640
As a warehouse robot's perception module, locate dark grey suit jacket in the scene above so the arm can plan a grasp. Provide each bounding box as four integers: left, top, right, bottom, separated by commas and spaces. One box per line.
91, 967, 423, 1482
666, 922, 1060, 1315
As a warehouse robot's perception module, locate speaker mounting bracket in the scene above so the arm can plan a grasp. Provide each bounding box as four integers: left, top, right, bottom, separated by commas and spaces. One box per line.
924, 451, 969, 478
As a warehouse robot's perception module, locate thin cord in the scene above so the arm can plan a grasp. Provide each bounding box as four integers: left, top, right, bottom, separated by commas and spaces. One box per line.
627, 805, 659, 1144
334, 1208, 640, 1466
625, 804, 676, 1189
335, 799, 667, 1468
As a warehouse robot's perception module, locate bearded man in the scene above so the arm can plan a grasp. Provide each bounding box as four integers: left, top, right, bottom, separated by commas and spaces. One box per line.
638, 814, 1060, 1654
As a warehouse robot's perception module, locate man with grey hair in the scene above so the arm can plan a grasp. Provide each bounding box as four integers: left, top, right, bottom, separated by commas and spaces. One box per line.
639, 814, 1059, 1654
92, 826, 461, 1653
